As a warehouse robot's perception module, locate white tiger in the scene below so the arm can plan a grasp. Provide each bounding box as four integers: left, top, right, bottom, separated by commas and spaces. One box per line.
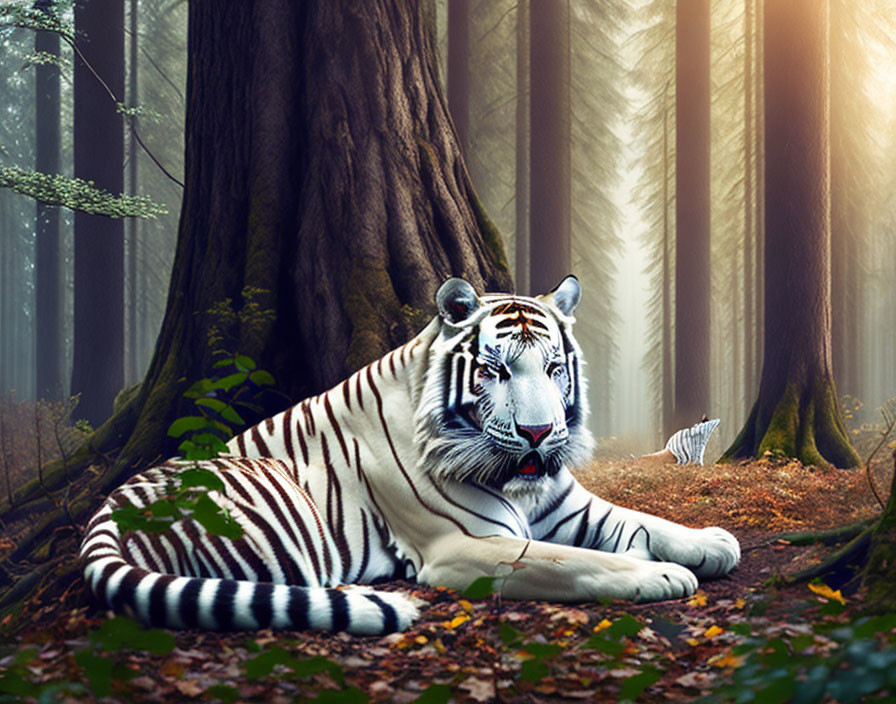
80, 276, 739, 635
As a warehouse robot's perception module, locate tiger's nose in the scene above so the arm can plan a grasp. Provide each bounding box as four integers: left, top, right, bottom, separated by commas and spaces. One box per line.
515, 422, 552, 448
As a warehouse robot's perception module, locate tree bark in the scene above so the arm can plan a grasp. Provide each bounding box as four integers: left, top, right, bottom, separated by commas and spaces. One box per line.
743, 0, 755, 416
126, 0, 139, 385
674, 0, 711, 429
447, 0, 470, 158
35, 15, 62, 401
514, 0, 530, 296
722, 0, 860, 469
0, 0, 510, 619
528, 0, 570, 294
71, 0, 125, 425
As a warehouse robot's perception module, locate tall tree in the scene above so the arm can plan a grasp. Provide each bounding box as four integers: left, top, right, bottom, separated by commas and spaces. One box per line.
0, 0, 511, 616
447, 0, 469, 157
528, 0, 570, 294
570, 2, 625, 439
674, 0, 711, 428
514, 0, 529, 295
71, 0, 125, 425
631, 0, 675, 445
722, 0, 860, 468
126, 0, 139, 384
34, 0, 63, 400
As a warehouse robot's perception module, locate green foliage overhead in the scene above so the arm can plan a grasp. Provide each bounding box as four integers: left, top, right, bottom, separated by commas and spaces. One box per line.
22, 50, 71, 71
0, 166, 167, 218
0, 2, 75, 41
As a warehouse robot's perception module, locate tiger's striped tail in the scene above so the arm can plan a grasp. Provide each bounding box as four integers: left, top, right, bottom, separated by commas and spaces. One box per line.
665, 418, 720, 466
79, 506, 418, 635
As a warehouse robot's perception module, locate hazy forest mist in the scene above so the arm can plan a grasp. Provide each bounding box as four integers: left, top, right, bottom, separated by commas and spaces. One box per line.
1, 0, 895, 458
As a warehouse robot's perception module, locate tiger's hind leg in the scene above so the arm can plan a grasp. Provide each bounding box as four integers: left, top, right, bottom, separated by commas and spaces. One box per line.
81, 460, 420, 634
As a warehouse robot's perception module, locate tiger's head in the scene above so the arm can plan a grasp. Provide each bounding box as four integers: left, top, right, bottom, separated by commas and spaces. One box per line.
416, 276, 594, 498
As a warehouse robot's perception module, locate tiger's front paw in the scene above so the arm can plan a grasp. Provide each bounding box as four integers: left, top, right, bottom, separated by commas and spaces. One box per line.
691, 526, 740, 578
656, 526, 740, 579
633, 561, 699, 603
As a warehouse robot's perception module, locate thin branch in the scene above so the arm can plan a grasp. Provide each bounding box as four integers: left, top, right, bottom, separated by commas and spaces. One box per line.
68, 31, 184, 189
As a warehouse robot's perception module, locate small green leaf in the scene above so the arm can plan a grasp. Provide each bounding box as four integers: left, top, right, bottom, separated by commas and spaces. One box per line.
249, 370, 275, 387
583, 635, 626, 656
212, 358, 235, 369
412, 684, 452, 704
179, 467, 225, 492
520, 658, 550, 682
245, 647, 296, 679
194, 397, 228, 413
289, 656, 344, 680
205, 684, 241, 703
619, 667, 662, 702
74, 651, 126, 697
168, 416, 212, 438
463, 576, 497, 599
235, 354, 257, 371
183, 379, 214, 398
520, 642, 563, 659
193, 494, 243, 539
149, 500, 178, 518
499, 621, 521, 646
607, 614, 643, 638
141, 629, 177, 655
211, 372, 249, 392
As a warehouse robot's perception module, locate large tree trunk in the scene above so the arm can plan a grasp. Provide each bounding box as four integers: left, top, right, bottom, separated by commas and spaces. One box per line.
514, 0, 530, 295
71, 0, 125, 425
673, 0, 711, 429
447, 0, 470, 158
528, 0, 570, 294
35, 14, 62, 401
722, 0, 860, 469
0, 0, 510, 621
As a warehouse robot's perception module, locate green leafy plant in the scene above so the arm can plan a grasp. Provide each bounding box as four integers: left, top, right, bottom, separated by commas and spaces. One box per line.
0, 616, 175, 701
111, 353, 275, 539
704, 603, 896, 704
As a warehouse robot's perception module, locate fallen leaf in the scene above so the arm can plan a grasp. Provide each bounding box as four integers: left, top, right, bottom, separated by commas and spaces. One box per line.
808, 583, 846, 605
709, 652, 744, 669
687, 591, 708, 608
459, 676, 495, 702
592, 619, 613, 633
703, 625, 724, 639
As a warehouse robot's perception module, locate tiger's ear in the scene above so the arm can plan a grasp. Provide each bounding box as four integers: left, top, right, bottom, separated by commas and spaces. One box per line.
436, 278, 480, 324
544, 275, 581, 317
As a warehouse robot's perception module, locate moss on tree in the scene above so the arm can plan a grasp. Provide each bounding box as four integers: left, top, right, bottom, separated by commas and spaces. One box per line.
722, 376, 860, 469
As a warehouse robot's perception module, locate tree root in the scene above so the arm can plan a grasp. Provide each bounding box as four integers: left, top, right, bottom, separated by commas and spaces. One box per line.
776, 518, 876, 547
785, 526, 873, 590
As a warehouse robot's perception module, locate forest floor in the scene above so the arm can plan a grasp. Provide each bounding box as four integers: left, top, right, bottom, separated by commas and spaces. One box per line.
1, 397, 895, 703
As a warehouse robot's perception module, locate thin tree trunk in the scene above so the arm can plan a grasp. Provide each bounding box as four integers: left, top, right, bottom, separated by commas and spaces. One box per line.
743, 0, 755, 416
722, 0, 860, 469
71, 0, 125, 426
127, 0, 139, 385
514, 0, 530, 296
529, 0, 570, 294
35, 17, 62, 401
447, 0, 469, 158
674, 0, 711, 428
661, 81, 673, 440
